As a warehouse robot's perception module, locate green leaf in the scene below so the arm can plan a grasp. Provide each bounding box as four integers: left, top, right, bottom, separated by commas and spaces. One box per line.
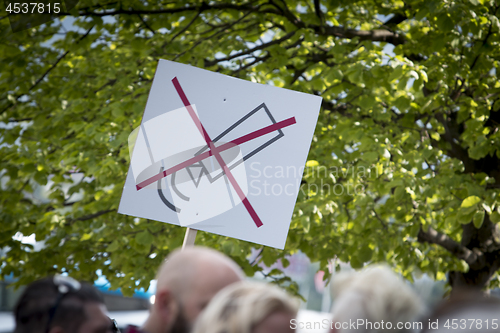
389, 66, 404, 82
347, 66, 363, 83
458, 210, 475, 224
490, 212, 500, 224
394, 186, 405, 199
362, 151, 379, 162
461, 196, 482, 208
359, 95, 376, 109
358, 245, 373, 263
350, 256, 363, 269
135, 230, 153, 245
326, 67, 343, 81
394, 96, 411, 111
262, 249, 279, 267
22, 163, 36, 173
473, 210, 485, 229
107, 240, 120, 252
80, 233, 92, 241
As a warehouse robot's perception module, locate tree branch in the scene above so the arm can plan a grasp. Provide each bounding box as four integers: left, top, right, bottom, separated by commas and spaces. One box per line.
136, 14, 156, 35
57, 2, 405, 46
417, 226, 481, 266
313, 0, 324, 24
169, 11, 200, 42
205, 31, 296, 67
321, 99, 349, 116
64, 209, 115, 224
58, 3, 275, 17
372, 209, 388, 230
383, 13, 407, 27
323, 26, 405, 45
433, 112, 474, 172
232, 54, 271, 76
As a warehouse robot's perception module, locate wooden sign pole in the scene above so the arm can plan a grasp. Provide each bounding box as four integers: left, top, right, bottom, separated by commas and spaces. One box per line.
182, 227, 197, 249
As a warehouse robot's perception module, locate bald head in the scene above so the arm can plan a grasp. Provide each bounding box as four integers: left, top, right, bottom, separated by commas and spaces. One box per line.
146, 246, 244, 333
157, 246, 244, 296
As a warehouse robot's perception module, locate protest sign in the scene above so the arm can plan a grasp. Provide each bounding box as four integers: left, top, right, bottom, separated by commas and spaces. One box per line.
119, 60, 321, 249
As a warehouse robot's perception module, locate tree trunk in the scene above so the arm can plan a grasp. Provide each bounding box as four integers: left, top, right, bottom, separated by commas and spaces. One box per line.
448, 217, 500, 291
419, 214, 500, 291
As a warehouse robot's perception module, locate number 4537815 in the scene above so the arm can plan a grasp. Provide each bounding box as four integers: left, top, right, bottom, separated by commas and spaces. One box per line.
444, 319, 498, 330
6, 3, 61, 14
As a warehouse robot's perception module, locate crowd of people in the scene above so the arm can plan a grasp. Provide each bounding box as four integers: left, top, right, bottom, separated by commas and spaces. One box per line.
12, 246, 500, 333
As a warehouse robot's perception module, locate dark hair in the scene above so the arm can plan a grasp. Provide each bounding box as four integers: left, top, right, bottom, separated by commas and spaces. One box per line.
14, 276, 104, 333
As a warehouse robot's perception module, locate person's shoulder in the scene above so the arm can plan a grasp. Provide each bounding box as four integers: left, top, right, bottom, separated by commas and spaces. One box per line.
123, 325, 147, 333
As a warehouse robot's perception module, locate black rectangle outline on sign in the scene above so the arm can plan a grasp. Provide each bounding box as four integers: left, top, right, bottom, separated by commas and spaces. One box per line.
191, 102, 284, 184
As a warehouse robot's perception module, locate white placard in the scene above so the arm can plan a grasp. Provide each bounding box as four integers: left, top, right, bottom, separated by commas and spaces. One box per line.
118, 59, 322, 249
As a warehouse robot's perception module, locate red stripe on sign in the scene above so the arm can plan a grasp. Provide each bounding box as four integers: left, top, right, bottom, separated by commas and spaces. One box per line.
136, 117, 296, 190
171, 77, 263, 228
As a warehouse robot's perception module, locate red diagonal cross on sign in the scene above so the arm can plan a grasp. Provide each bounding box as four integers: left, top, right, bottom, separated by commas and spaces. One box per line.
135, 77, 297, 228
172, 77, 264, 227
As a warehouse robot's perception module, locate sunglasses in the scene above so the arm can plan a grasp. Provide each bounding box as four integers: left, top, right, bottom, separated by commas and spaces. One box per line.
44, 275, 121, 333
110, 318, 121, 333
44, 275, 82, 333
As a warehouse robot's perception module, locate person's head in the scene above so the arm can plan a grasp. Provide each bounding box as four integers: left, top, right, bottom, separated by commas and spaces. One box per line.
192, 281, 298, 333
144, 246, 245, 333
14, 275, 115, 333
330, 265, 425, 333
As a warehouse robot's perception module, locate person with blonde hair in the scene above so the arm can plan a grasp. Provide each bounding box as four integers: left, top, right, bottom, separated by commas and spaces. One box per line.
329, 265, 425, 333
192, 281, 298, 333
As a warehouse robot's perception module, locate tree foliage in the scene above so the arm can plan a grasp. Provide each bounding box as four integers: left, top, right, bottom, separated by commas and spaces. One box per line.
1, 0, 500, 293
